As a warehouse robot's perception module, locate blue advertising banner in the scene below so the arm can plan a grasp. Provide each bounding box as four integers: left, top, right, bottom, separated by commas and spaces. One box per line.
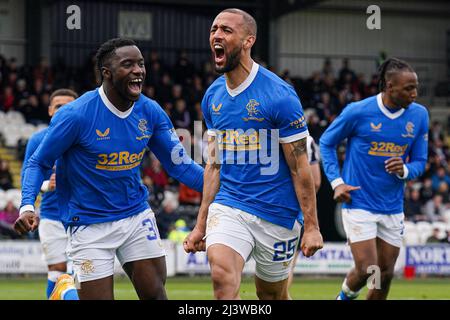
406, 244, 450, 274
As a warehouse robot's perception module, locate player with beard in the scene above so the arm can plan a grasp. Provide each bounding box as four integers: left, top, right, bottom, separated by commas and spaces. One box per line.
184, 9, 323, 300
320, 58, 429, 300
15, 38, 204, 300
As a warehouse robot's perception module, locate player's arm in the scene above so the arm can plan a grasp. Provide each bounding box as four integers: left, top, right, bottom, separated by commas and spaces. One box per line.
15, 109, 80, 235
148, 104, 204, 192
282, 138, 323, 257
319, 105, 360, 202
184, 136, 221, 253
21, 134, 55, 194
308, 137, 321, 192
385, 111, 429, 179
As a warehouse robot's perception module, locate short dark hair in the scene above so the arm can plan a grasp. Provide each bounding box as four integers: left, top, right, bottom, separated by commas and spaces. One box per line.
378, 58, 415, 91
95, 38, 137, 73
220, 8, 257, 37
49, 88, 78, 102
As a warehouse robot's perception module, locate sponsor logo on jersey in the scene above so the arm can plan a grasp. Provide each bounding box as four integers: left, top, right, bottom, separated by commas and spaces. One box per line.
370, 122, 382, 132
96, 149, 146, 171
368, 141, 408, 157
217, 129, 260, 151
243, 99, 264, 122
401, 121, 415, 138
96, 128, 110, 140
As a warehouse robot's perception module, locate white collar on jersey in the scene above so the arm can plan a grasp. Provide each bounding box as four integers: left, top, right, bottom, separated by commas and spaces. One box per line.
376, 93, 405, 120
99, 85, 134, 119
225, 61, 259, 97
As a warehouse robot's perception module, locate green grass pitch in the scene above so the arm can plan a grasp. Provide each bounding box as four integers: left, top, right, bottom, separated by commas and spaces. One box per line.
0, 276, 449, 300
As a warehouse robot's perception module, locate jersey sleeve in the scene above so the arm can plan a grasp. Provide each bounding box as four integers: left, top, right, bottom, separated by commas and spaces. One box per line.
319, 103, 358, 188
21, 108, 81, 210
272, 92, 309, 143
147, 104, 204, 192
21, 132, 41, 186
404, 109, 429, 180
201, 92, 215, 136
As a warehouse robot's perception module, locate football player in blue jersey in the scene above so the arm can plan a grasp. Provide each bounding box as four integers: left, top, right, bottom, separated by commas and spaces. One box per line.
15, 38, 204, 300
184, 9, 323, 300
320, 58, 429, 300
22, 89, 79, 300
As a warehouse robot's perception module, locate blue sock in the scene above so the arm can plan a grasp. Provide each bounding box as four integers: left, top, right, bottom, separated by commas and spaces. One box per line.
46, 279, 56, 299
62, 288, 79, 300
338, 290, 352, 300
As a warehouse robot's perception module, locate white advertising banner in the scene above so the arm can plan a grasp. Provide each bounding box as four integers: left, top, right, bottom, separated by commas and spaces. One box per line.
0, 241, 46, 273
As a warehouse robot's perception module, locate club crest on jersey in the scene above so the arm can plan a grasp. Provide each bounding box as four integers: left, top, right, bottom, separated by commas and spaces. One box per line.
370, 122, 382, 132
243, 99, 264, 122
96, 128, 110, 140
136, 119, 152, 141
401, 121, 415, 138
212, 103, 223, 114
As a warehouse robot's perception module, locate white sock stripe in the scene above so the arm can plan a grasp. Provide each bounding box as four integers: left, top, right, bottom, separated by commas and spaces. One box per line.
342, 278, 360, 298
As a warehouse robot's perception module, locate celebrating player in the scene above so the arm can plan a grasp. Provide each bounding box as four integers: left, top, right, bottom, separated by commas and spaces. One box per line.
22, 89, 79, 300
320, 58, 429, 300
15, 38, 203, 300
184, 8, 323, 300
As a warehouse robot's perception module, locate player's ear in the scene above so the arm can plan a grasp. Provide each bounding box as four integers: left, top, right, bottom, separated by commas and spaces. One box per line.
243, 35, 255, 50
101, 66, 111, 80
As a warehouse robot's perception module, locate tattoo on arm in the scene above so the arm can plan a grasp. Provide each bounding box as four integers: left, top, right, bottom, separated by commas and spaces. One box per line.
291, 138, 307, 158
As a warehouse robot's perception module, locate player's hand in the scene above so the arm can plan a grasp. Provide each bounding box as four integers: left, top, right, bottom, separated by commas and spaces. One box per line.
48, 173, 56, 191
183, 227, 206, 253
301, 227, 323, 257
333, 184, 361, 203
14, 211, 40, 235
385, 157, 405, 176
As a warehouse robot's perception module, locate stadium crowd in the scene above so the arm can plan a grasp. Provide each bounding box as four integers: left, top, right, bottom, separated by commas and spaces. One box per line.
0, 51, 449, 241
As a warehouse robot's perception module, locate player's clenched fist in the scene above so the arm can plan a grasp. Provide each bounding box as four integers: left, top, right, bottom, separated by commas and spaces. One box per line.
301, 228, 323, 257
183, 227, 206, 253
14, 211, 40, 235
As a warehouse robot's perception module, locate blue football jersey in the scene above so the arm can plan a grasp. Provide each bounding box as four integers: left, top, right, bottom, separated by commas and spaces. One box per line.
22, 128, 60, 221
320, 93, 429, 214
21, 86, 203, 227
202, 63, 309, 229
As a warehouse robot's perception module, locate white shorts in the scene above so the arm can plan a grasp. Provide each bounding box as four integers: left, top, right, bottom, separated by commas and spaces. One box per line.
205, 203, 301, 283
39, 218, 69, 265
68, 209, 166, 283
342, 208, 404, 248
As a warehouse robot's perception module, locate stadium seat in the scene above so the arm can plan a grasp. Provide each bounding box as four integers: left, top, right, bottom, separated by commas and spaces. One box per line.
4, 111, 26, 125
415, 221, 433, 244
5, 188, 21, 209
403, 221, 420, 245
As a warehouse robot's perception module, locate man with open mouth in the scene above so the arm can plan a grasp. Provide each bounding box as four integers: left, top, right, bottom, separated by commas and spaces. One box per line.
16, 38, 204, 300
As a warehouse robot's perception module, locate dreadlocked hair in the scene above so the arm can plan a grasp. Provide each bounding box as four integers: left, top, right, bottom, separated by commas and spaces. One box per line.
378, 57, 414, 92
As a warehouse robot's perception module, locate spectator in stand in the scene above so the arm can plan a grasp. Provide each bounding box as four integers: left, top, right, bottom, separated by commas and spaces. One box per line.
156, 191, 180, 239
179, 183, 201, 205
1, 86, 15, 112
172, 98, 191, 130
173, 50, 195, 85
420, 177, 434, 204
338, 58, 356, 86
143, 157, 169, 193
431, 167, 450, 191
168, 219, 191, 243
0, 200, 21, 239
424, 194, 447, 222
404, 188, 426, 222
426, 227, 442, 243
0, 160, 13, 190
